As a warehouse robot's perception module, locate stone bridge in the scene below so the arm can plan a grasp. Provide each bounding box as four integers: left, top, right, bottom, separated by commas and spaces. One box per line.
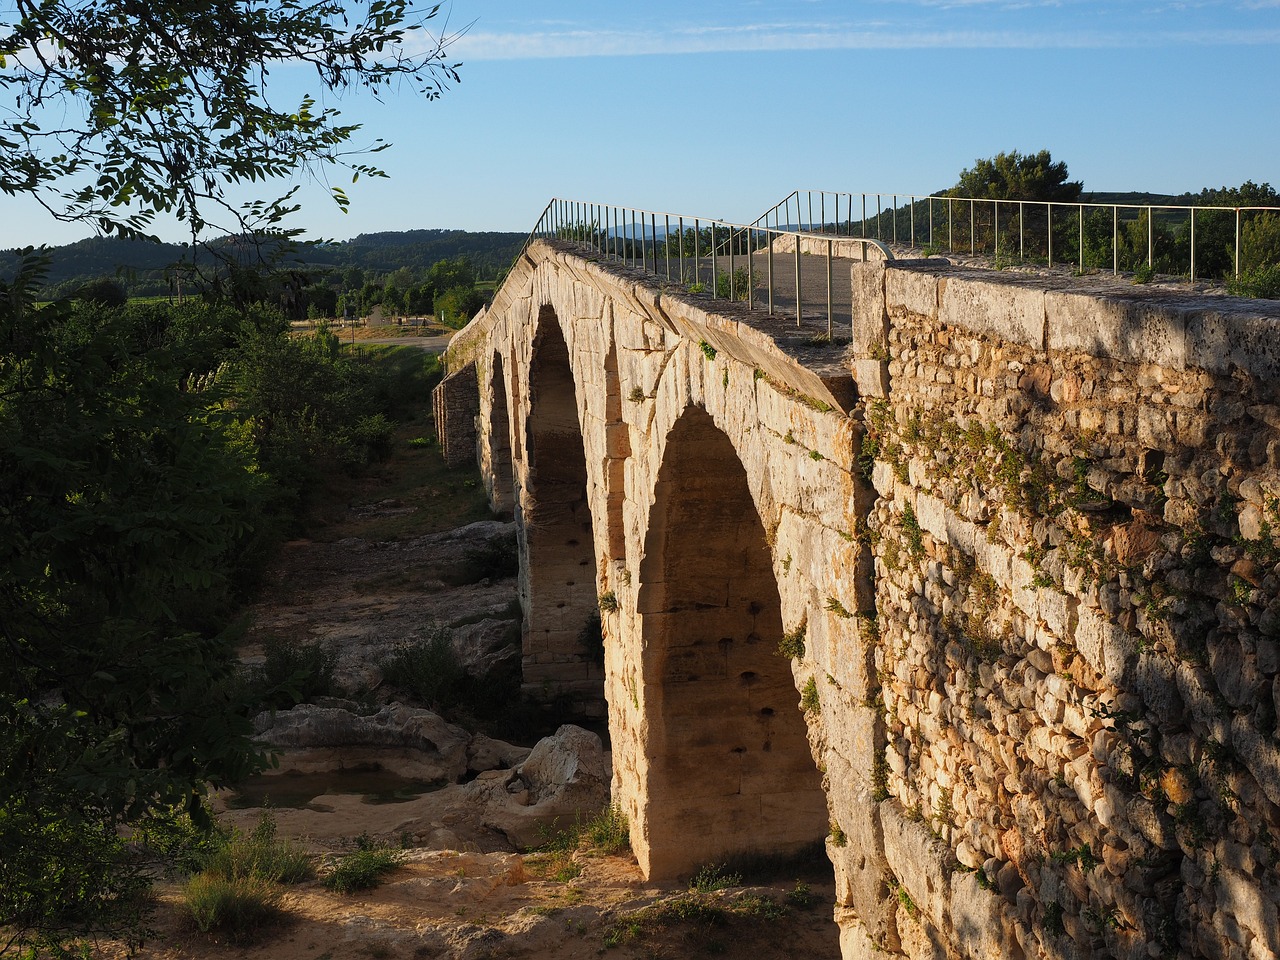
434, 235, 1280, 960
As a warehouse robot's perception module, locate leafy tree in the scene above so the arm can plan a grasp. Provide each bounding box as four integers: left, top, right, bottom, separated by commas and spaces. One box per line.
426, 256, 477, 295
434, 283, 485, 328
946, 149, 1082, 203
0, 256, 271, 954
72, 277, 128, 307
0, 0, 460, 241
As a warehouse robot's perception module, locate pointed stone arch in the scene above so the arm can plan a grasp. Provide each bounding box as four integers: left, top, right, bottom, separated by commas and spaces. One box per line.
519, 306, 605, 714
632, 405, 826, 879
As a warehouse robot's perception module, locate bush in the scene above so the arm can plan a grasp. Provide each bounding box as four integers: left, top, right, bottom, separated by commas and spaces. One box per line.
1227, 263, 1280, 299
690, 863, 741, 893
324, 847, 403, 893
259, 637, 339, 708
183, 873, 281, 938
201, 812, 312, 886
378, 630, 462, 708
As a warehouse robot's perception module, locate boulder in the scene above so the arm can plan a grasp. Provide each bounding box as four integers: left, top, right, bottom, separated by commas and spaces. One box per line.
465, 724, 611, 849
253, 703, 471, 781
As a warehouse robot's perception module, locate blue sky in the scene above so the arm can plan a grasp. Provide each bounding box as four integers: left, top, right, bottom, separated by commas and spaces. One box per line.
6, 0, 1280, 247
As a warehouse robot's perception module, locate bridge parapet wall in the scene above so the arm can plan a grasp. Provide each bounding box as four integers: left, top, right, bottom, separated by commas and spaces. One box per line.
843, 260, 1280, 960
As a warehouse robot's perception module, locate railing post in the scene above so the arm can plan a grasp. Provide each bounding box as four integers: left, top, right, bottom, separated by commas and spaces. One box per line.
893, 194, 898, 245
665, 215, 671, 281
948, 197, 953, 252
767, 227, 775, 315
1235, 208, 1241, 277
678, 216, 685, 281
928, 196, 933, 249
1152, 207, 1162, 271
969, 199, 975, 256
651, 212, 658, 276
710, 221, 717, 298
1019, 201, 1025, 262
910, 197, 915, 247
794, 230, 802, 328
694, 218, 701, 289
1190, 207, 1196, 282
1048, 205, 1053, 267
1078, 205, 1084, 274
826, 237, 834, 340
994, 201, 999, 262
1113, 206, 1118, 276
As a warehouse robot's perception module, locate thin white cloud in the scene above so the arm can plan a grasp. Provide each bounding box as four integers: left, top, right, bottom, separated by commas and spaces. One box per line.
443, 22, 1280, 59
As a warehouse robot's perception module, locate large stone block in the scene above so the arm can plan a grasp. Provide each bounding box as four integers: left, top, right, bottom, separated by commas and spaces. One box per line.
938, 273, 1046, 349
881, 800, 953, 935
1044, 290, 1187, 369
886, 265, 940, 322
851, 261, 888, 355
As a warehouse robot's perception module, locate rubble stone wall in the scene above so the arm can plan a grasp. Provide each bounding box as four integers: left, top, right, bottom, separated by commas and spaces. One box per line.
846, 261, 1280, 960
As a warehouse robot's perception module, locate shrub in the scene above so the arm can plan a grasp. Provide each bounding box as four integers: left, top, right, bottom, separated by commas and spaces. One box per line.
690, 863, 741, 893
1227, 263, 1280, 299
582, 804, 630, 855
201, 812, 312, 886
800, 677, 820, 713
259, 637, 339, 708
777, 621, 806, 659
378, 629, 463, 708
184, 873, 281, 938
325, 847, 403, 893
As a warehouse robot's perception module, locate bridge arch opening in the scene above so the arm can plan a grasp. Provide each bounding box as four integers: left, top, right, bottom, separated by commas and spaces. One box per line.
635, 406, 827, 879
520, 306, 604, 713
483, 353, 515, 515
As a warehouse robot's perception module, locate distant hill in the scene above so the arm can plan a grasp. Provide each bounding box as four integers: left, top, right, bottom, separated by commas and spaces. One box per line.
0, 228, 526, 296
1081, 192, 1184, 207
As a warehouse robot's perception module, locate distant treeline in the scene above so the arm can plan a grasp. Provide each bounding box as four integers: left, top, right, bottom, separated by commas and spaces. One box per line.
0, 228, 525, 306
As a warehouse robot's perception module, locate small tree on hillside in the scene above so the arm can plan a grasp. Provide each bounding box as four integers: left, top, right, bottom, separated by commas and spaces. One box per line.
946, 149, 1082, 203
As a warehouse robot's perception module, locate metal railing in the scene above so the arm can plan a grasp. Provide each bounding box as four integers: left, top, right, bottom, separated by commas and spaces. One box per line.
757, 190, 1280, 283
516, 198, 893, 339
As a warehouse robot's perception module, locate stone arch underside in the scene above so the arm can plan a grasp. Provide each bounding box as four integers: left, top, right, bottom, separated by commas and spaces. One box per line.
635, 405, 827, 879
520, 307, 605, 713
483, 352, 515, 515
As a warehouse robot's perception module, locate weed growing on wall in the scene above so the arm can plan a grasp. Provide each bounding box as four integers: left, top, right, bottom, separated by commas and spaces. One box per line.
778, 620, 807, 659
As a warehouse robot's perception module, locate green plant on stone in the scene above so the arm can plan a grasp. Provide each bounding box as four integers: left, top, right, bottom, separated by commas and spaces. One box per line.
1050, 843, 1099, 872
1043, 900, 1065, 936
778, 621, 807, 659
800, 676, 820, 714
829, 822, 847, 847
627, 386, 645, 403
698, 339, 717, 361
825, 597, 853, 619
809, 449, 824, 461
895, 884, 917, 918
901, 504, 925, 560
598, 591, 618, 613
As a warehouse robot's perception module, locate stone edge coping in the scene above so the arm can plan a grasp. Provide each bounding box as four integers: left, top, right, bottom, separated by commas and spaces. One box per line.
872, 259, 1280, 381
